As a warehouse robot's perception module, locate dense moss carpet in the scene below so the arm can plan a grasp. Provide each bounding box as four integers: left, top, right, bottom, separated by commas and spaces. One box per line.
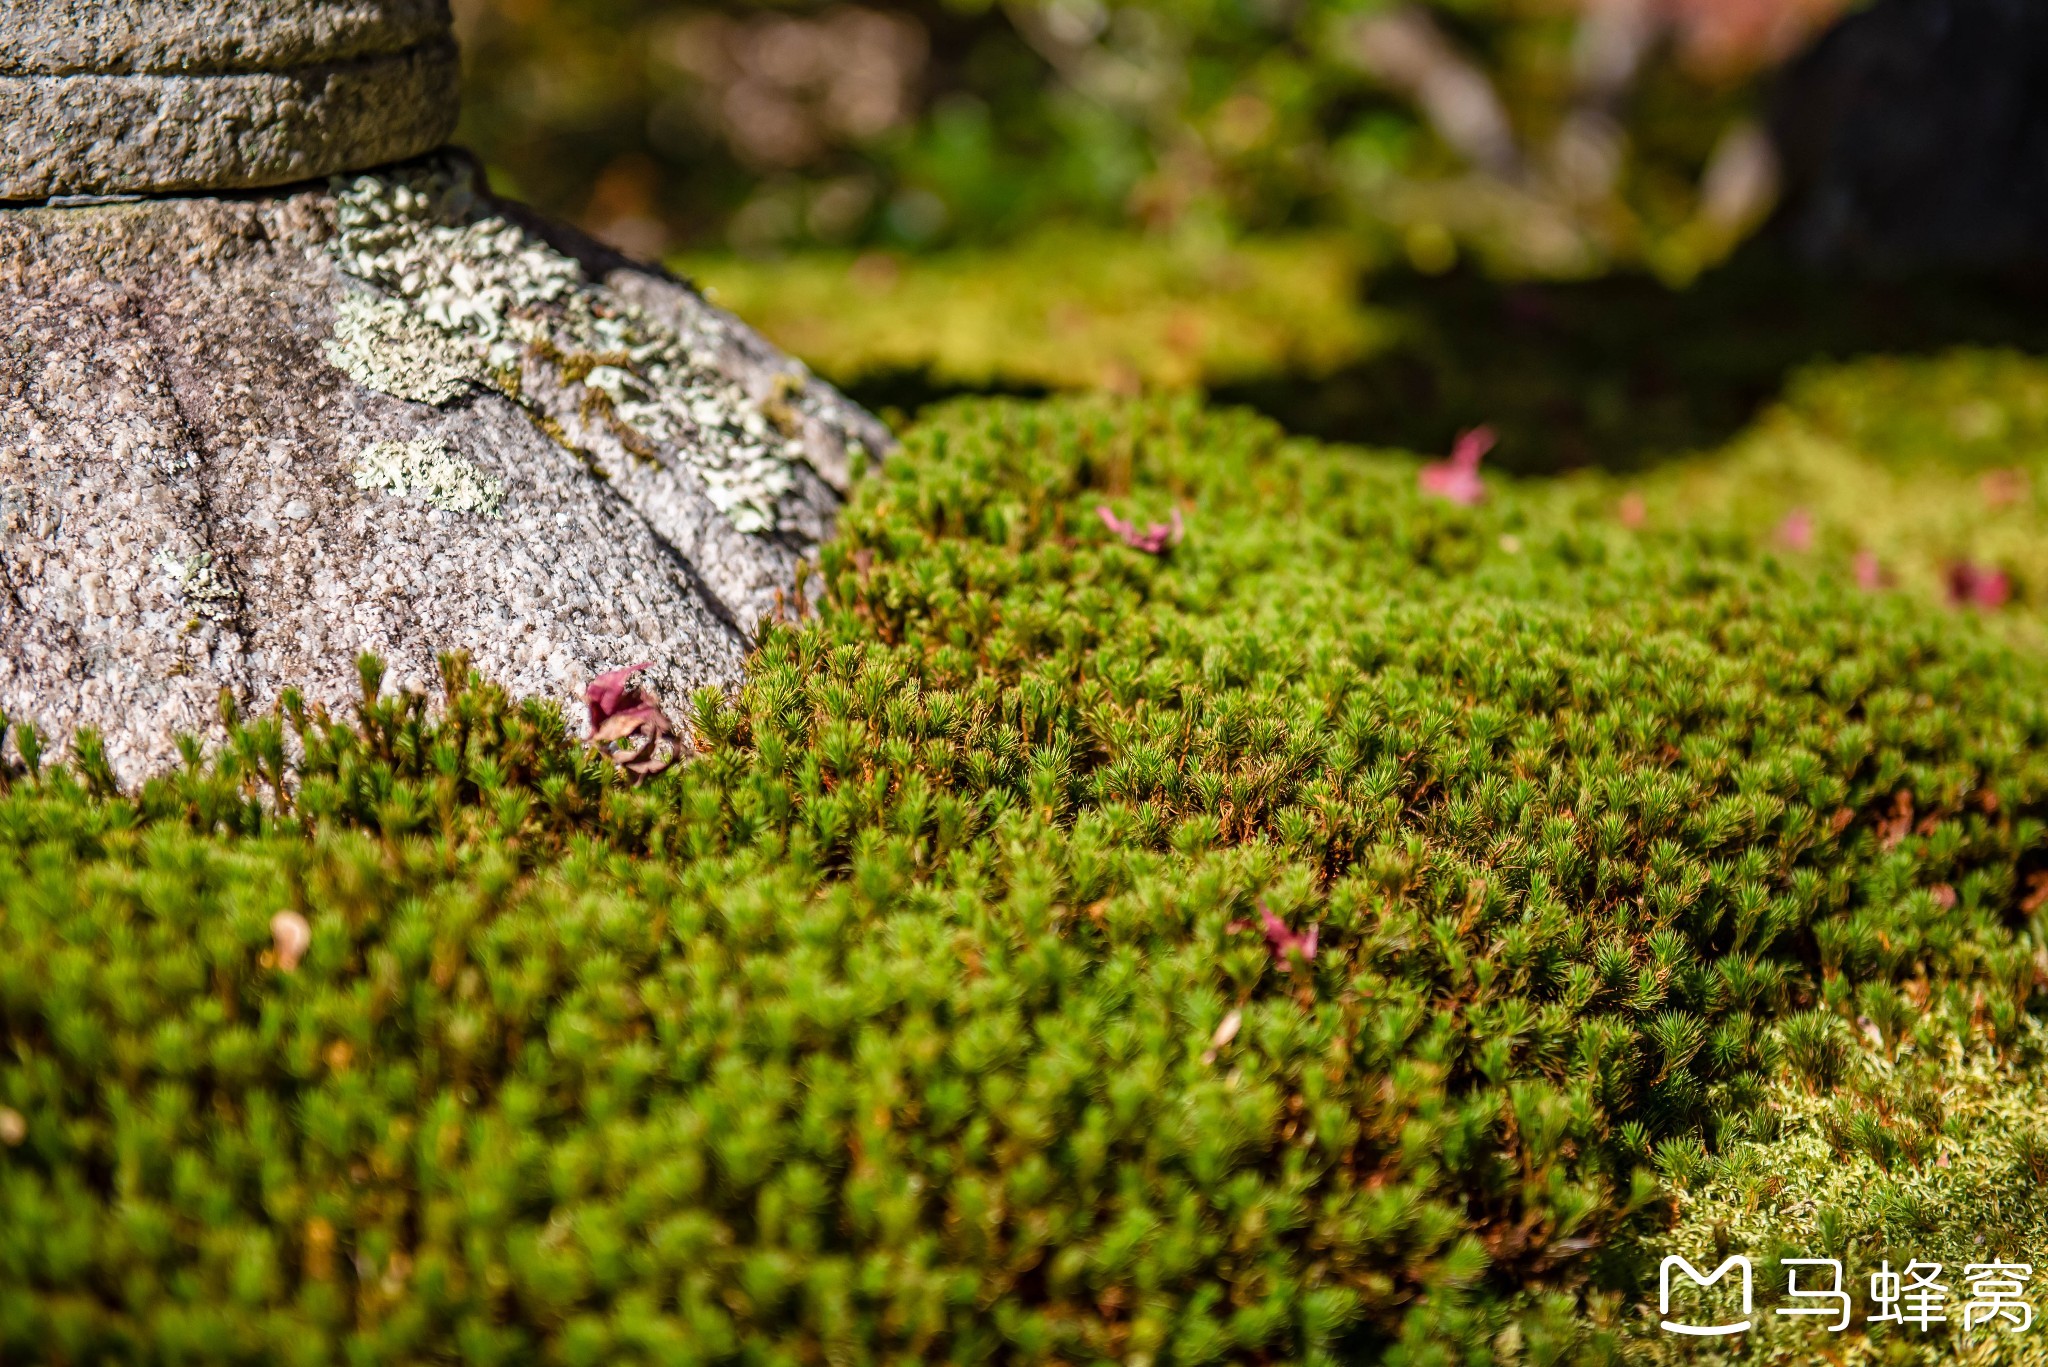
4, 397, 2046, 1365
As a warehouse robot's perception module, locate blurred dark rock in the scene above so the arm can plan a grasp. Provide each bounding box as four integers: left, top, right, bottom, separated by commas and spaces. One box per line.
1771, 0, 2048, 272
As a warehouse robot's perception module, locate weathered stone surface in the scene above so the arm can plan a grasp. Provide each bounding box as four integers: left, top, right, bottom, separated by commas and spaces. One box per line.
1771, 0, 2048, 272
0, 0, 452, 74
0, 0, 460, 197
0, 158, 889, 781
0, 51, 460, 199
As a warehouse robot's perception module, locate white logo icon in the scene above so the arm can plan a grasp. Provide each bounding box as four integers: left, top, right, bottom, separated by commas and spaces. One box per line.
1660, 1255, 1753, 1337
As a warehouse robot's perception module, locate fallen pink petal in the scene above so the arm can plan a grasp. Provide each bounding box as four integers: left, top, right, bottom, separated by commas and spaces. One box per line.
1257, 901, 1319, 965
1776, 507, 1815, 553
1097, 504, 1185, 555
1947, 561, 2012, 610
1854, 550, 1888, 591
1419, 426, 1495, 506
1617, 492, 1647, 529
584, 665, 684, 777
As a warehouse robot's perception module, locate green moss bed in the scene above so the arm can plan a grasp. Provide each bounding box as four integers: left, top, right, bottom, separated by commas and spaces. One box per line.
5, 397, 2048, 1365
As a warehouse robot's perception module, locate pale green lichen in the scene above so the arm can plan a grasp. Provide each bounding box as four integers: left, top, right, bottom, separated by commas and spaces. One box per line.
324, 295, 486, 406
153, 549, 236, 622
351, 438, 505, 517
324, 165, 805, 536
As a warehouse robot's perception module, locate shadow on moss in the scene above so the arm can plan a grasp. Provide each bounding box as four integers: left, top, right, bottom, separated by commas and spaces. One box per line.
1214, 249, 2048, 477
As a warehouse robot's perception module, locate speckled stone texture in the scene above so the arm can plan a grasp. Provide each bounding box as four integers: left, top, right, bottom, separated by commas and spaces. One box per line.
0, 54, 460, 199
0, 173, 888, 781
1, 1, 454, 73
0, 1, 460, 197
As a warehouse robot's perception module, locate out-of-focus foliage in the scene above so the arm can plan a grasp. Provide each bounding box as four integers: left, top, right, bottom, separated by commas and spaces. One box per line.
454, 0, 1852, 271
1627, 349, 2048, 648
685, 229, 1386, 392
684, 231, 2048, 490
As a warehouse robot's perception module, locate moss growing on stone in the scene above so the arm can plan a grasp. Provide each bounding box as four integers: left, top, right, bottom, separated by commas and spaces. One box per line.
2, 396, 2046, 1364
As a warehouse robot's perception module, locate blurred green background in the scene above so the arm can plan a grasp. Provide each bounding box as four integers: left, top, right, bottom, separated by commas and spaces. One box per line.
452, 0, 1842, 273
451, 0, 2048, 624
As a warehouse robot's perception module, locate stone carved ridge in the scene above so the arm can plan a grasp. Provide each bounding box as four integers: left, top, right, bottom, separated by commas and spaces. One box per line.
0, 1, 454, 75
0, 1, 460, 197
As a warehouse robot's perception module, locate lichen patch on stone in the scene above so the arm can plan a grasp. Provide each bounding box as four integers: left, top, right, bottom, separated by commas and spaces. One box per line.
351, 438, 506, 517
153, 548, 239, 623
324, 164, 808, 535
325, 294, 485, 406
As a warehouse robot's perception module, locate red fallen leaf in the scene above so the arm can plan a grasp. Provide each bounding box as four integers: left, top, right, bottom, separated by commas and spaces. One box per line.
584, 665, 682, 778
1947, 561, 2011, 610
587, 662, 652, 730
1617, 492, 1648, 529
1419, 426, 1494, 506
1097, 504, 1184, 555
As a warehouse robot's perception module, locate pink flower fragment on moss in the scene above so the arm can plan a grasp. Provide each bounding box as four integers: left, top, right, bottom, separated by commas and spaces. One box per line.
1229, 900, 1319, 967
1261, 904, 1318, 964
585, 663, 682, 777
1097, 505, 1184, 554
1947, 562, 2011, 611
1776, 507, 1815, 553
1419, 426, 1495, 506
